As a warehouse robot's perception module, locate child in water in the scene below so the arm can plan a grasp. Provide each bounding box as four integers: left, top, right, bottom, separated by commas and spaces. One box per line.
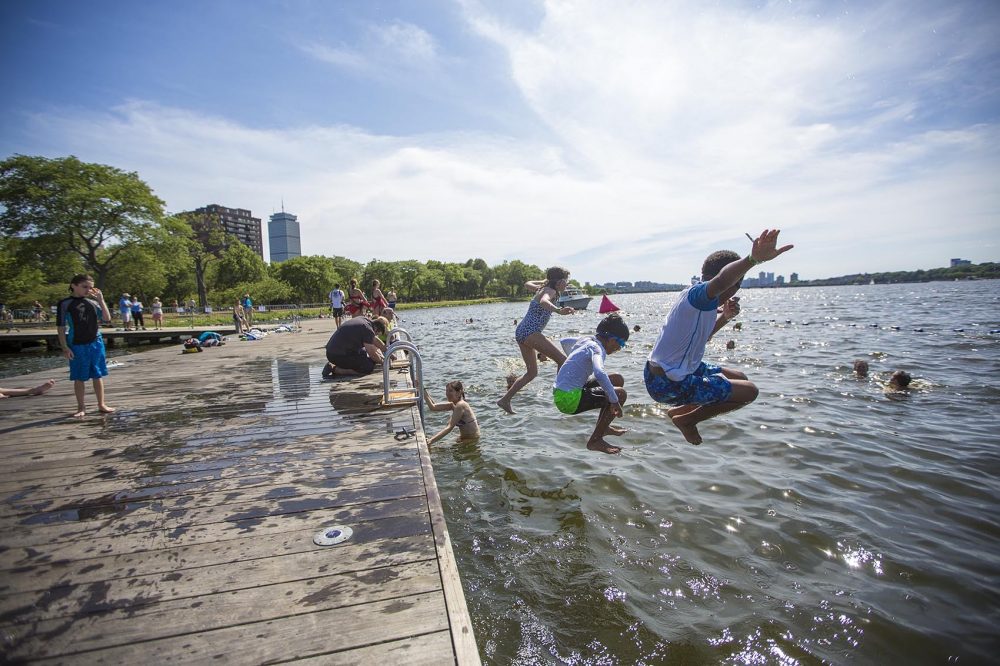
424, 381, 480, 444
497, 266, 576, 414
645, 229, 793, 445
553, 314, 630, 454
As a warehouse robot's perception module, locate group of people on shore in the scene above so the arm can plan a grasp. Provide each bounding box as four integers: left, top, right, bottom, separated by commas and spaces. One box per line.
115, 293, 165, 331
328, 280, 397, 329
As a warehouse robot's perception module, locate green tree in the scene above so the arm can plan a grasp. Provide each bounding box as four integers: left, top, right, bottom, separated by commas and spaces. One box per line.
102, 244, 168, 303
273, 256, 338, 302
209, 241, 268, 292
216, 277, 293, 307
0, 155, 165, 288
172, 213, 225, 307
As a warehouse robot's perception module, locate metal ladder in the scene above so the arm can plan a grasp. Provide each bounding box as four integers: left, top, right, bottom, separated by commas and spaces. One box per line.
381, 328, 423, 421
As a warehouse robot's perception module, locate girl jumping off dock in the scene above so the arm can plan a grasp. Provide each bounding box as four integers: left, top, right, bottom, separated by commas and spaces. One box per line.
497, 266, 576, 414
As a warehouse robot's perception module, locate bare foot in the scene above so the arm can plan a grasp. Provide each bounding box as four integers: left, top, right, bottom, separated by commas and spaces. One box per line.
605, 424, 628, 436
587, 439, 621, 454
670, 415, 702, 445
496, 398, 515, 414
98, 405, 116, 414
29, 379, 56, 396
72, 409, 86, 418
0, 393, 8, 399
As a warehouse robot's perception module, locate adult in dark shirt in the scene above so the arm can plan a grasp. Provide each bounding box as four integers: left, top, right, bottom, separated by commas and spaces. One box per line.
56, 274, 114, 417
323, 317, 387, 377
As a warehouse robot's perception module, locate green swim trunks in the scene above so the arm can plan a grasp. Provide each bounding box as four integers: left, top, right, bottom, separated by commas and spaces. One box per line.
553, 387, 582, 414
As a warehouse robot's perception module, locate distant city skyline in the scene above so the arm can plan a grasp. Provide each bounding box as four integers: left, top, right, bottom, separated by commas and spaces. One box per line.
1, 1, 997, 283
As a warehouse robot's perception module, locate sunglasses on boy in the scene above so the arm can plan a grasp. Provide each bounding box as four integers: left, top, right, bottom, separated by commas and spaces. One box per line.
611, 335, 627, 349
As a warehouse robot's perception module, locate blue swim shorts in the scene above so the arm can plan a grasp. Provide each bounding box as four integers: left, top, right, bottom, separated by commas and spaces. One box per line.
644, 361, 732, 406
69, 338, 109, 382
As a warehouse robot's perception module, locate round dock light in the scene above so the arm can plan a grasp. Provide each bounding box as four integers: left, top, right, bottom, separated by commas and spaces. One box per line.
313, 525, 353, 546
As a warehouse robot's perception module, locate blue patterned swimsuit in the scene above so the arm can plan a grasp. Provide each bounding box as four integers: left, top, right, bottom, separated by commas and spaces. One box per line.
515, 298, 552, 344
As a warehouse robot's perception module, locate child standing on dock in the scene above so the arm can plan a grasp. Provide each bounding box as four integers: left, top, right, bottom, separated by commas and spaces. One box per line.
57, 274, 115, 418
553, 314, 630, 454
644, 229, 792, 445
423, 381, 480, 444
497, 266, 576, 414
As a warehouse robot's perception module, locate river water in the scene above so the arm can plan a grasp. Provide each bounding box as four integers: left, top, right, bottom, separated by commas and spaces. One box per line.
400, 281, 999, 664
3, 282, 996, 662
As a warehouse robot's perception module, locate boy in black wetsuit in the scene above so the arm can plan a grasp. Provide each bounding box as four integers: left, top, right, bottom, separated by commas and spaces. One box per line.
56, 274, 115, 418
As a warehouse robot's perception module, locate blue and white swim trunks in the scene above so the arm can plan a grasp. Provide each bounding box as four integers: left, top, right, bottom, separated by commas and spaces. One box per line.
644, 361, 732, 406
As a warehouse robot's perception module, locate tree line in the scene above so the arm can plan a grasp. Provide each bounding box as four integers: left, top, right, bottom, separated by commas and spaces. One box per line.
0, 154, 561, 308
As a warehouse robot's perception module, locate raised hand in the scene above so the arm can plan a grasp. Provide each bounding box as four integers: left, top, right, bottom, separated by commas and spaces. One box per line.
751, 229, 794, 263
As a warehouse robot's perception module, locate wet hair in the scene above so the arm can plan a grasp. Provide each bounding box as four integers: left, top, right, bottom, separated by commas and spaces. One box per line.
701, 250, 741, 281
371, 317, 389, 334
853, 360, 869, 376
69, 274, 94, 291
446, 380, 466, 400
596, 313, 630, 343
890, 370, 912, 388
544, 266, 570, 290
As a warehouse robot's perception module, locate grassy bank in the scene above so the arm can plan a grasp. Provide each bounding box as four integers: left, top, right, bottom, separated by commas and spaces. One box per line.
150, 297, 516, 328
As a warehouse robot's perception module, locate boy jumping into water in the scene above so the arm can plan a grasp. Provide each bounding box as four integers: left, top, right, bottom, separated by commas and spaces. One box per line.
645, 229, 793, 445
553, 313, 630, 454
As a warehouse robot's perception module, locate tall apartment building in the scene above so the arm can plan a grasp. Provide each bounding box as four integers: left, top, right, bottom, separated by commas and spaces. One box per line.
268, 211, 301, 263
191, 204, 264, 259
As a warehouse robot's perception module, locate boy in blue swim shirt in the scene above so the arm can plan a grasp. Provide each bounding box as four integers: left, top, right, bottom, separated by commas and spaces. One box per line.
57, 274, 115, 418
645, 229, 793, 445
553, 313, 630, 454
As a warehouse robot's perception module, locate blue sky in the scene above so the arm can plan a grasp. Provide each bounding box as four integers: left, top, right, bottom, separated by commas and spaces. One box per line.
2, 0, 998, 283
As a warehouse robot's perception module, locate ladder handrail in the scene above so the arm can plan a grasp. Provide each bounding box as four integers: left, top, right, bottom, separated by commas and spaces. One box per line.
382, 339, 424, 422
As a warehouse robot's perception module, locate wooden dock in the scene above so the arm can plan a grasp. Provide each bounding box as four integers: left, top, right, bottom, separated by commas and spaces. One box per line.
0, 319, 479, 664
0, 326, 242, 351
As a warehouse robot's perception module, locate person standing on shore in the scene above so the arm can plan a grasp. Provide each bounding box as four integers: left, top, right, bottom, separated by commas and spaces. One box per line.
329, 284, 345, 328
131, 296, 145, 330
242, 293, 254, 327
371, 279, 388, 318
233, 300, 248, 334
497, 266, 576, 414
345, 279, 370, 318
150, 297, 164, 330
57, 274, 115, 418
118, 293, 133, 331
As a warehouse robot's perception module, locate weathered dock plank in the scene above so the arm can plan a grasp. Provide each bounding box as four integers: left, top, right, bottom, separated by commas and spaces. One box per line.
0, 319, 479, 664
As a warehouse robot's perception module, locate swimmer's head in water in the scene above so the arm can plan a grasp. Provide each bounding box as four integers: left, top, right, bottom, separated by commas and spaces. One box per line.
889, 370, 911, 389
853, 360, 869, 376
701, 250, 741, 281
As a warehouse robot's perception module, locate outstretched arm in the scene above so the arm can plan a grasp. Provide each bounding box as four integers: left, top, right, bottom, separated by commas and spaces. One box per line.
538, 289, 575, 315
428, 409, 460, 444
706, 229, 793, 300
423, 389, 453, 412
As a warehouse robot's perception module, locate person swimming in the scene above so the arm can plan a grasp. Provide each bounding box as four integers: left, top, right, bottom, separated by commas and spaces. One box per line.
424, 380, 480, 443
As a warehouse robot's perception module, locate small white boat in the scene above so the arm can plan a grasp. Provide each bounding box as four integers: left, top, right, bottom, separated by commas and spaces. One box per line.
557, 287, 592, 310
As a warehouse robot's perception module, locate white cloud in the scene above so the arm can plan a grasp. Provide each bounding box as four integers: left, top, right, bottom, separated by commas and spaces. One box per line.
301, 20, 440, 75
10, 1, 999, 283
